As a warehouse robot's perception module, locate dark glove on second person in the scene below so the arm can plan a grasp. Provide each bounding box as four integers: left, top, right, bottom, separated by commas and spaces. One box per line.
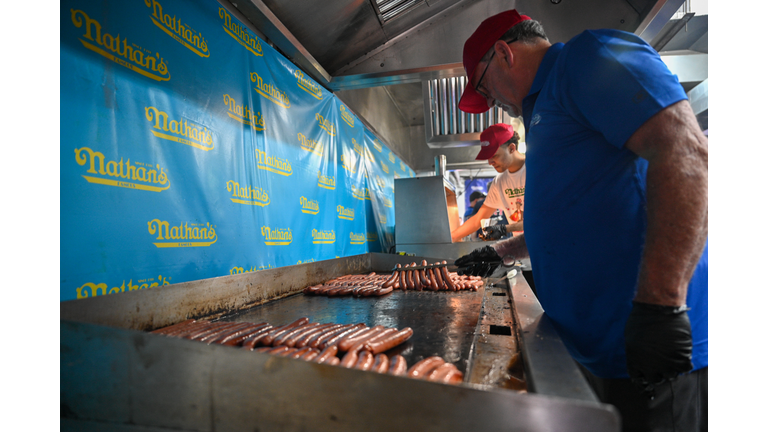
454, 245, 501, 277
481, 225, 506, 240
624, 301, 694, 399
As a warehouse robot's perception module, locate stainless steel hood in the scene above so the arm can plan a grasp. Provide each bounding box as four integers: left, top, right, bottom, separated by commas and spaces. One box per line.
220, 0, 706, 172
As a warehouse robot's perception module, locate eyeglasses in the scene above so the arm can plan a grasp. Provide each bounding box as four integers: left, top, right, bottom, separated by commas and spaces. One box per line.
473, 38, 518, 100
474, 51, 495, 100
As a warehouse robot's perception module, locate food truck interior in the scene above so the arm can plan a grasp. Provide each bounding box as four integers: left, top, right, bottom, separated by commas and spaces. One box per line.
60, 0, 708, 431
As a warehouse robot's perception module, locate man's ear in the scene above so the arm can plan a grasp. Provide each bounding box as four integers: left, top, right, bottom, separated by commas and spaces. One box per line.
495, 39, 514, 69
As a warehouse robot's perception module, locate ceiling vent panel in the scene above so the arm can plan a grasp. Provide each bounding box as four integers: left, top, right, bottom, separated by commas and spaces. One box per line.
423, 77, 511, 149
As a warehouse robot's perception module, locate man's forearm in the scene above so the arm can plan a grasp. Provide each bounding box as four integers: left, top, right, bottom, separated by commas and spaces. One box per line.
504, 222, 524, 233
451, 215, 483, 242
627, 101, 708, 306
492, 234, 529, 260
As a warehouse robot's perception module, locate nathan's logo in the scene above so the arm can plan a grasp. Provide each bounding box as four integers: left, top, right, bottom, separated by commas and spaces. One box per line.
373, 139, 383, 152
340, 105, 355, 128
388, 152, 395, 163
312, 229, 336, 244
226, 180, 269, 206
70, 9, 169, 82
147, 219, 217, 248
298, 133, 323, 156
375, 174, 386, 190
400, 162, 407, 172
337, 205, 355, 221
295, 70, 322, 100
383, 196, 393, 208
256, 149, 292, 176
219, 7, 262, 56
75, 147, 170, 192
230, 265, 259, 275
316, 113, 336, 136
76, 275, 171, 299
351, 185, 365, 201
341, 154, 356, 173
367, 232, 378, 242
318, 171, 336, 190
378, 213, 387, 224
223, 94, 265, 130
297, 259, 316, 264
352, 139, 363, 156
145, 0, 209, 57
261, 226, 292, 245
365, 188, 372, 200
145, 107, 214, 151
350, 232, 366, 245
365, 148, 375, 163
504, 187, 525, 199
300, 196, 319, 215
380, 160, 390, 174
251, 72, 290, 108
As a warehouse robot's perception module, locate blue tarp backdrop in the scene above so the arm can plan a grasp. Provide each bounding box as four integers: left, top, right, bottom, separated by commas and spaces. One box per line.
60, 0, 414, 301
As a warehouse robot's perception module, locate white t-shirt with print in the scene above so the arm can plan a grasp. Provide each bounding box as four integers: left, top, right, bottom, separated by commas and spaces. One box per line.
483, 164, 525, 234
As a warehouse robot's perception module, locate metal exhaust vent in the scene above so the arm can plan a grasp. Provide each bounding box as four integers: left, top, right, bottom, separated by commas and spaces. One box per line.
371, 0, 426, 24
423, 77, 512, 149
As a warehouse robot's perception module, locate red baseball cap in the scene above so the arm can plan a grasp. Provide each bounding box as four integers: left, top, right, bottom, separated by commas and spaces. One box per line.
459, 10, 531, 114
476, 123, 515, 160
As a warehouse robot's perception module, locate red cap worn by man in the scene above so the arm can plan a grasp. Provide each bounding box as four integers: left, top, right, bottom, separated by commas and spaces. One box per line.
458, 10, 531, 114
450, 123, 525, 243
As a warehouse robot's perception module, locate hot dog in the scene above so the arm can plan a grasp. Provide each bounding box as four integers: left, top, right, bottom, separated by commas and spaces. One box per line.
324, 356, 341, 366
313, 344, 339, 363
261, 317, 310, 346
151, 319, 197, 334
350, 328, 397, 353
299, 348, 321, 361
202, 322, 253, 343
373, 286, 394, 296
314, 324, 364, 349
340, 349, 358, 368
354, 351, 375, 371
289, 346, 313, 359
282, 323, 334, 347
440, 262, 457, 291
272, 322, 320, 346
382, 269, 399, 288
399, 265, 408, 290
239, 325, 275, 349
363, 327, 413, 354
443, 369, 464, 384
215, 323, 270, 345
320, 325, 368, 349
338, 325, 385, 352
371, 354, 390, 374
294, 324, 344, 348
388, 355, 408, 376
407, 356, 446, 379
426, 362, 459, 381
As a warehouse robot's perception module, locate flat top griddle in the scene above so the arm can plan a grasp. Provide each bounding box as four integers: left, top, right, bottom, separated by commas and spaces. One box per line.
218, 286, 484, 372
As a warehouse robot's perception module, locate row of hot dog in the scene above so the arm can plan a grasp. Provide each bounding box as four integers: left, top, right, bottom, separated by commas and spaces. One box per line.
303, 263, 484, 297
150, 316, 463, 384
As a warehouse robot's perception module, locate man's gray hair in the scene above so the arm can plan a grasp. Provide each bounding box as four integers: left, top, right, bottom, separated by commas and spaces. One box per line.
482, 20, 548, 61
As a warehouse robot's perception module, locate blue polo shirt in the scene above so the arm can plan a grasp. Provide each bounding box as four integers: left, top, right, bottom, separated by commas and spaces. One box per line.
522, 29, 708, 378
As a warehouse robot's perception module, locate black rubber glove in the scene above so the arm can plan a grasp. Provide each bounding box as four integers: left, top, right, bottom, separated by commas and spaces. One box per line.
454, 245, 502, 277
480, 225, 506, 240
624, 301, 694, 399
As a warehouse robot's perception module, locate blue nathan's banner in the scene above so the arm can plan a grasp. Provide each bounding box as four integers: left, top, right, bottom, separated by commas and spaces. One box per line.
60, 0, 413, 301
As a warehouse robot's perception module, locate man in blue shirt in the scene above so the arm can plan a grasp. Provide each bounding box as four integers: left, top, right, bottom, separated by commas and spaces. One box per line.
454, 10, 708, 432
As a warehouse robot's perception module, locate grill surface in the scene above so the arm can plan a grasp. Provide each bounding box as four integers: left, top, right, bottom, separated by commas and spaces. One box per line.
218, 283, 484, 372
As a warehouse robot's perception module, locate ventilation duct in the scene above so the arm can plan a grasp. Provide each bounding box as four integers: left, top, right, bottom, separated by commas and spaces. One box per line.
423, 77, 511, 148
371, 0, 426, 24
